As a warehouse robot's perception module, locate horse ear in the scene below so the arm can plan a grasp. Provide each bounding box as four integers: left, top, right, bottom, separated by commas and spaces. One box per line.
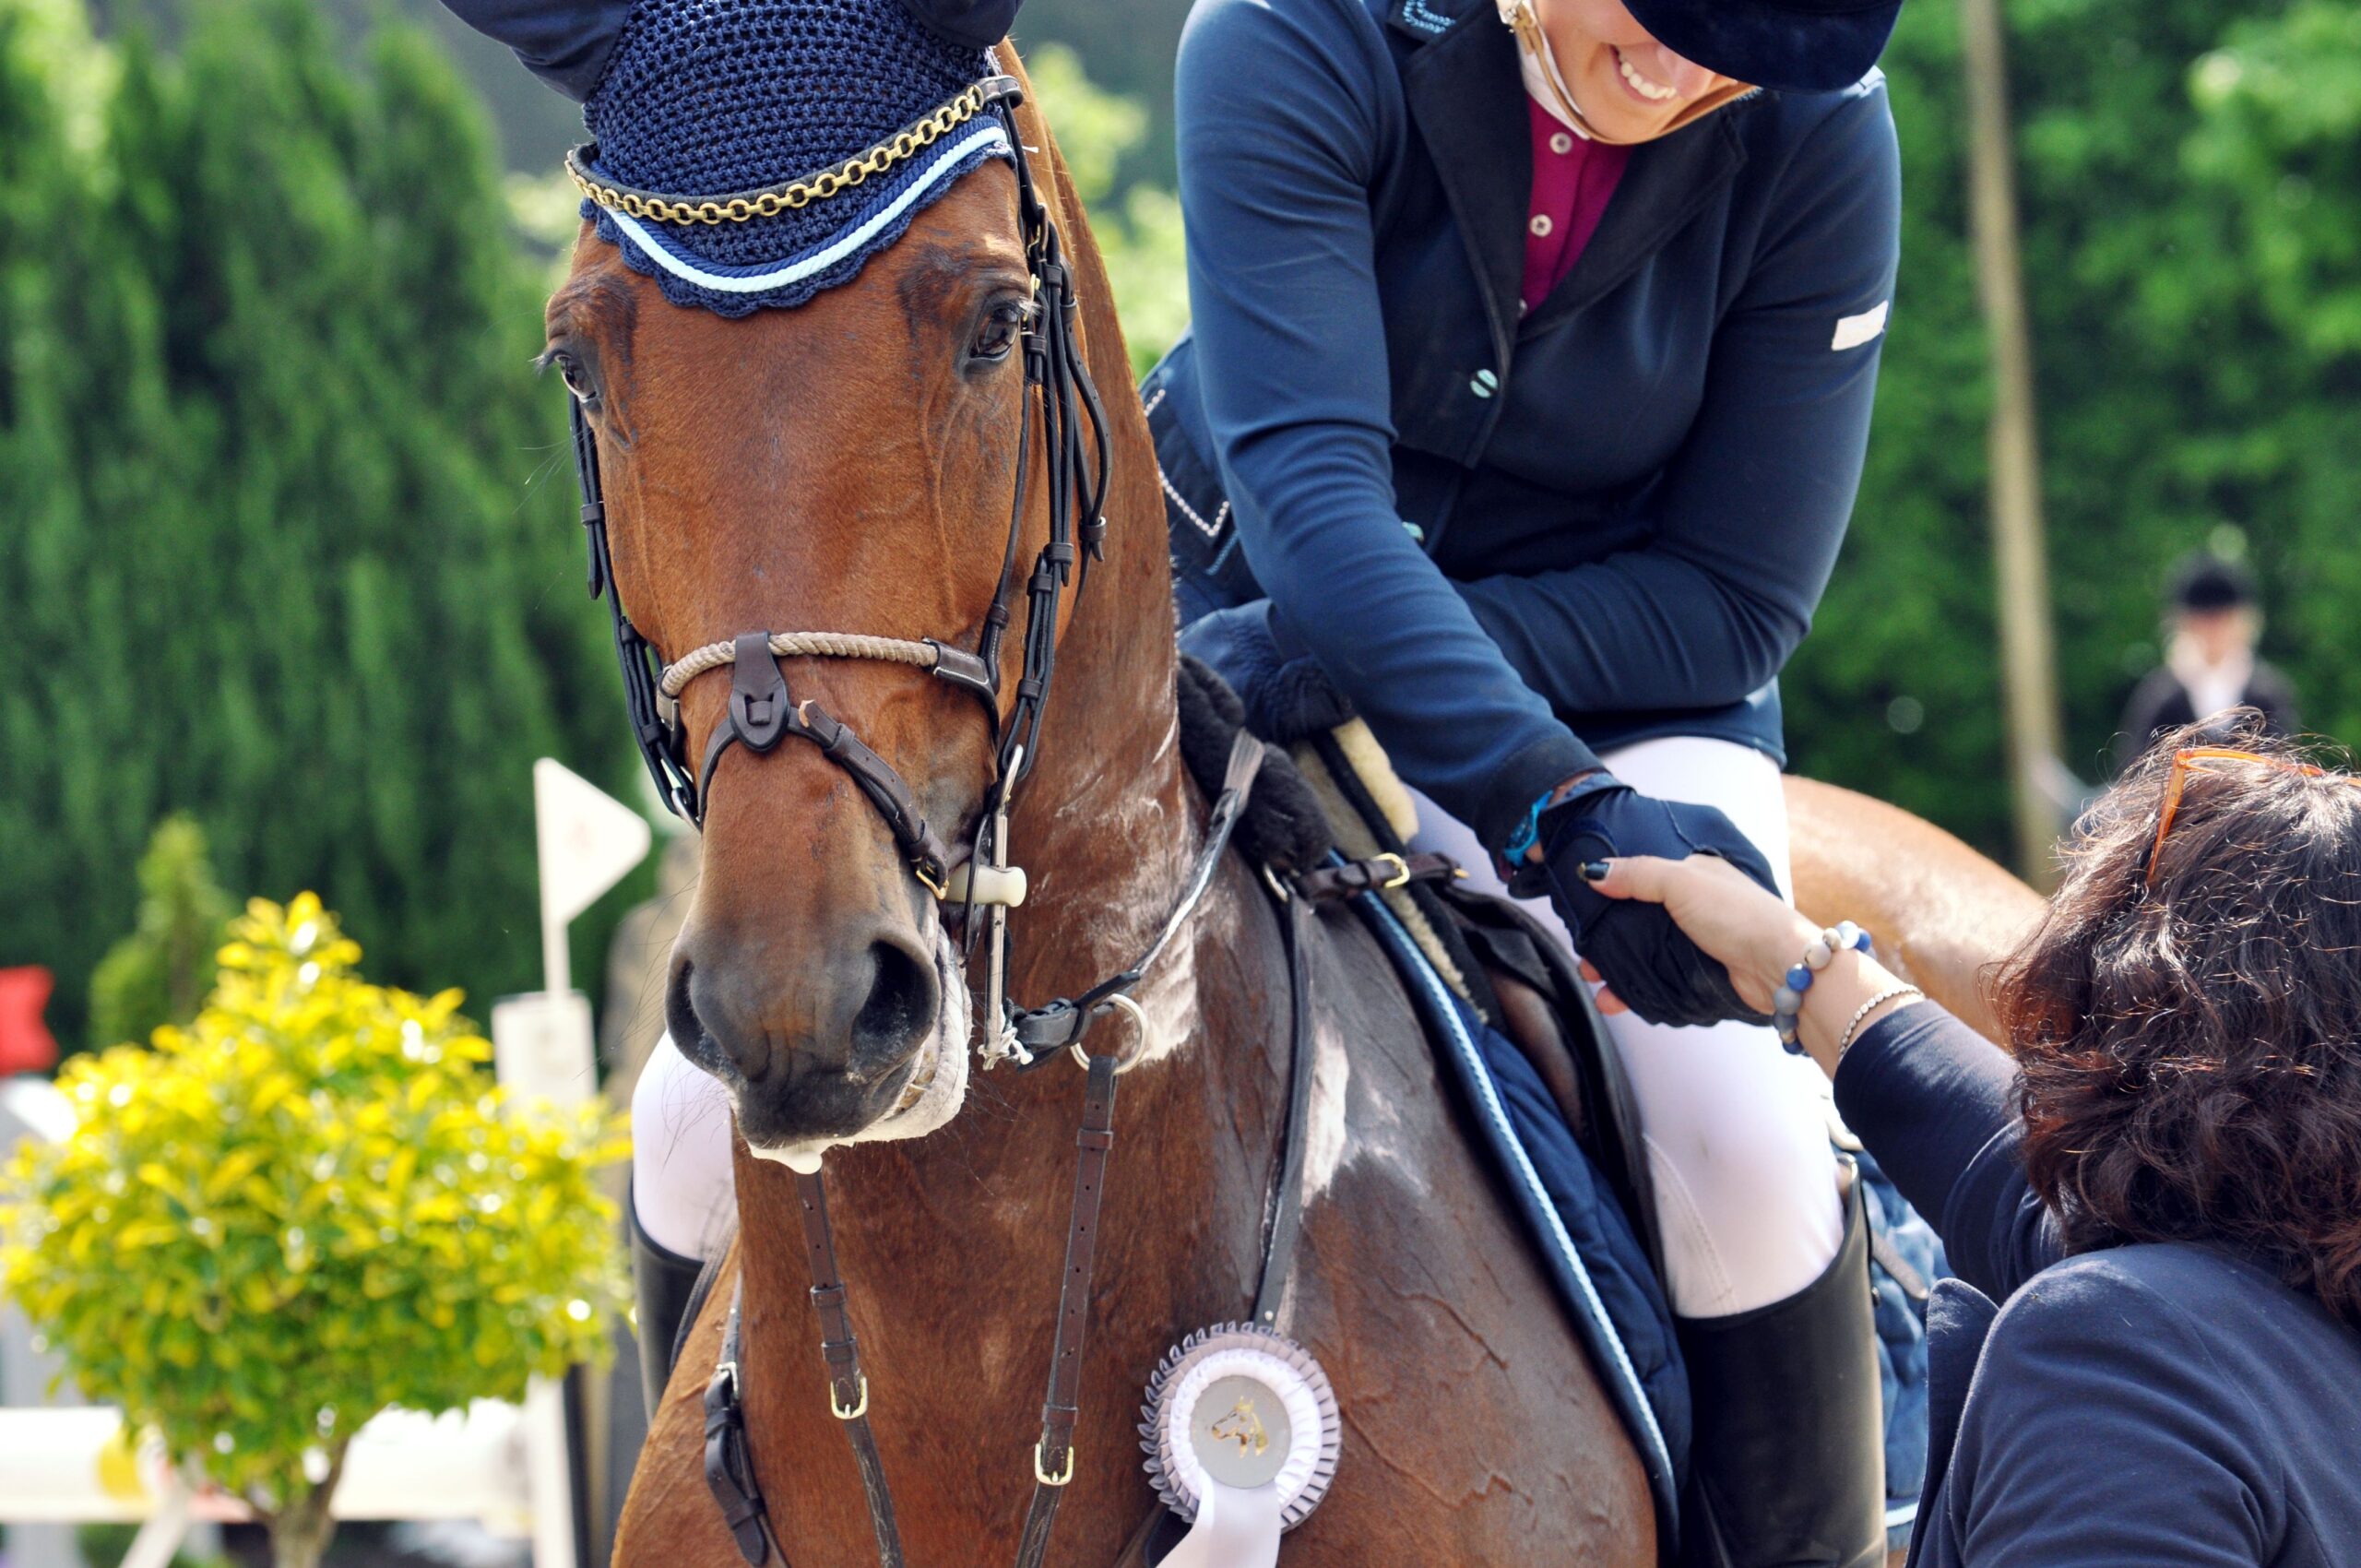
892, 0, 1021, 51
436, 0, 633, 102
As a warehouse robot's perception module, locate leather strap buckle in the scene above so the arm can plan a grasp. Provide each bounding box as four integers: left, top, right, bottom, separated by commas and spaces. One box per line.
830, 1373, 870, 1420
728, 632, 791, 753
1033, 1441, 1075, 1488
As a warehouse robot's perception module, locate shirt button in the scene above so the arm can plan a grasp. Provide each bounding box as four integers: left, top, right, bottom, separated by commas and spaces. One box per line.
1529, 213, 1553, 238
1549, 131, 1573, 155
1470, 368, 1498, 398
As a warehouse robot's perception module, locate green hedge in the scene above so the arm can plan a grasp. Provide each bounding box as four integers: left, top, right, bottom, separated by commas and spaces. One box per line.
0, 0, 638, 1048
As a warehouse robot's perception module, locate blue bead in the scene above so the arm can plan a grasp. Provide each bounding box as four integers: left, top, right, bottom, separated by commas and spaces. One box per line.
1774, 985, 1802, 1015
1786, 963, 1814, 993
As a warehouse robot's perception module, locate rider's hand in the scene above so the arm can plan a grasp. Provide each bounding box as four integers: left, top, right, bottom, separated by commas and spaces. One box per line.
1527, 778, 1786, 1028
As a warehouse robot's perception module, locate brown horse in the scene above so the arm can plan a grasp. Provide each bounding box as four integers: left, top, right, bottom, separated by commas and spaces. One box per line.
1784, 778, 2043, 1046
563, 49, 1657, 1568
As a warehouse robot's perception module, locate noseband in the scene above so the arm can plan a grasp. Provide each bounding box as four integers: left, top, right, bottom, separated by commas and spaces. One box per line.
565, 71, 1122, 1058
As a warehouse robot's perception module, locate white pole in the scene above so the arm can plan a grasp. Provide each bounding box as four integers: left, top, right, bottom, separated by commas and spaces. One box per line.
521, 1379, 577, 1568
115, 1480, 192, 1568
541, 908, 573, 1003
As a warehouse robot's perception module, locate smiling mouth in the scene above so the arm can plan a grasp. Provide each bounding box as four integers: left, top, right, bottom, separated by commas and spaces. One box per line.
1612, 47, 1680, 103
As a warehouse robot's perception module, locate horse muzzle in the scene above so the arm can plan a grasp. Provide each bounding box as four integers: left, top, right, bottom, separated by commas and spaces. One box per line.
667, 915, 973, 1165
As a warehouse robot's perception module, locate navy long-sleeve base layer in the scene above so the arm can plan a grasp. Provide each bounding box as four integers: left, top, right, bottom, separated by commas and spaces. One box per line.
1834, 1005, 2361, 1566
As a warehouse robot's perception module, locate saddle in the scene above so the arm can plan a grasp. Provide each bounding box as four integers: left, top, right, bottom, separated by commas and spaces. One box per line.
1174, 659, 1663, 1273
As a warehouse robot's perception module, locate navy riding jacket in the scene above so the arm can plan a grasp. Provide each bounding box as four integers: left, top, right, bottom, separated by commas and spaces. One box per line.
1147, 0, 1901, 849
1837, 1006, 2361, 1565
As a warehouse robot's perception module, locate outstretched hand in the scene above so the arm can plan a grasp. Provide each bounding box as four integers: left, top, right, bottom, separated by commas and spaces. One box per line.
1534, 782, 1785, 1027
1575, 854, 1817, 1018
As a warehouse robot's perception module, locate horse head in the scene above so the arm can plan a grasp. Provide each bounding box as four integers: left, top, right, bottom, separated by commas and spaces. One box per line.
542, 28, 1139, 1164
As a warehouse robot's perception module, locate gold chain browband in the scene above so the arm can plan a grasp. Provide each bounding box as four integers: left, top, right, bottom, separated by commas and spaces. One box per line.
565, 81, 993, 225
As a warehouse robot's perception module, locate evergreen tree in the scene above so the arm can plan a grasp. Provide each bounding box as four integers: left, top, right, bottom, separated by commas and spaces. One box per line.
87, 814, 234, 1050
0, 0, 637, 1047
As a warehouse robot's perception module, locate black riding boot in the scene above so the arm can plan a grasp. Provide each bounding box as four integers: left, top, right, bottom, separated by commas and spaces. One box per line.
629, 1182, 707, 1419
1677, 1168, 1886, 1568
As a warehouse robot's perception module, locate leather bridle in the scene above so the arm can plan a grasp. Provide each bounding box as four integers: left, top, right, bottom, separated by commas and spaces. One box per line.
566, 71, 1121, 1059
562, 67, 1324, 1568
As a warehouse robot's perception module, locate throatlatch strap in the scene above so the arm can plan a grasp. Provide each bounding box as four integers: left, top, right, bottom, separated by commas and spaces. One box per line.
1014, 1051, 1121, 1568
794, 1170, 906, 1568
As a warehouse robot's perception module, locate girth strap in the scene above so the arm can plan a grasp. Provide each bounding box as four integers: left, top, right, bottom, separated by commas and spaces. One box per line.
1014, 1051, 1122, 1568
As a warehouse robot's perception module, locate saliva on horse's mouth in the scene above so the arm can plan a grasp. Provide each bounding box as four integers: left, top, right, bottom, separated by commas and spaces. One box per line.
741, 917, 975, 1174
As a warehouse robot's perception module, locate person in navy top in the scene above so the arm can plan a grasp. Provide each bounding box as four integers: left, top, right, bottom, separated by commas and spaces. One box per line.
1146, 0, 1904, 1558
1581, 720, 2361, 1565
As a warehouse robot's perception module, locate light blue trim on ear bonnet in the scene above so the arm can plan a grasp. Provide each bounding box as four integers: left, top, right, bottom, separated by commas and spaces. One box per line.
572, 0, 1014, 316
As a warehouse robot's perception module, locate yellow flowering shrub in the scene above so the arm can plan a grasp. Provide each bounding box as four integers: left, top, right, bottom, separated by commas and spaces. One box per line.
0, 895, 628, 1564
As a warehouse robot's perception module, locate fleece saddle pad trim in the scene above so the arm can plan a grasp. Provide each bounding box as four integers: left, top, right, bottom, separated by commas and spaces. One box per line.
1347, 873, 1687, 1548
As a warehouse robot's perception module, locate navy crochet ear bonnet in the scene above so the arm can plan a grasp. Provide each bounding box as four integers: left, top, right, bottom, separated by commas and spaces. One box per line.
574, 0, 1013, 316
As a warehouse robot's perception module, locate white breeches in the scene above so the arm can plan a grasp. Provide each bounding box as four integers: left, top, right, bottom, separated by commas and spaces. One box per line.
1406, 734, 1843, 1318
633, 732, 1843, 1313
633, 1037, 739, 1261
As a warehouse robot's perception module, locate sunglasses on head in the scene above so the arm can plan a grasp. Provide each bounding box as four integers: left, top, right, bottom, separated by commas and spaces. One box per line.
2145, 746, 2361, 888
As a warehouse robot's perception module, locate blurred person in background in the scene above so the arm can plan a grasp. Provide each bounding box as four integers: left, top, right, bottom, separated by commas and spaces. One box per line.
2118, 552, 2296, 772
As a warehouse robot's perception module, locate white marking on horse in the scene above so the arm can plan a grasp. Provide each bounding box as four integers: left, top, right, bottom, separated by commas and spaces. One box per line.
1301, 1015, 1351, 1203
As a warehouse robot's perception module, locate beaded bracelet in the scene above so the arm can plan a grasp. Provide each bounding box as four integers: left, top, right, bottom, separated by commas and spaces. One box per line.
1773, 921, 1874, 1055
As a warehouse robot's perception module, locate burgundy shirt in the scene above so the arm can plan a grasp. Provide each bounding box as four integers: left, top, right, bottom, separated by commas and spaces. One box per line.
1521, 97, 1631, 314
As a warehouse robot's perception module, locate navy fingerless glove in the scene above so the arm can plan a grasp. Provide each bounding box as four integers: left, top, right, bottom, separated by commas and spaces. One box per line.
1515, 776, 1781, 1029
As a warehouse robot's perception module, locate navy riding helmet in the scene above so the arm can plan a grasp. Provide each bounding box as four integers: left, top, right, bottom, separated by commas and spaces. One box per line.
1624, 0, 1905, 94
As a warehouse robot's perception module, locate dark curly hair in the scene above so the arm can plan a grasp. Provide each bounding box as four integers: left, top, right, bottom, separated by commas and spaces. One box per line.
1994, 720, 2361, 1324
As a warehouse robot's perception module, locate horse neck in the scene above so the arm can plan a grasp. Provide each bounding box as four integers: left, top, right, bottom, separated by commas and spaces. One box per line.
991, 58, 1198, 1021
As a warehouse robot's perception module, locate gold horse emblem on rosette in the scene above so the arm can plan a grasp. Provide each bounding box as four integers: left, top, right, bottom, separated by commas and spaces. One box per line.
1207, 1396, 1270, 1457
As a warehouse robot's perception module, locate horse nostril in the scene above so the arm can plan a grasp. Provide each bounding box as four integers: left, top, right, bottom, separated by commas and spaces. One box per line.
849, 937, 937, 1075
665, 957, 712, 1059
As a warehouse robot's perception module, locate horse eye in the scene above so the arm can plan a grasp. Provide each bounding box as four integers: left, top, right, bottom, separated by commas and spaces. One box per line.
551, 350, 598, 404
970, 302, 1025, 362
